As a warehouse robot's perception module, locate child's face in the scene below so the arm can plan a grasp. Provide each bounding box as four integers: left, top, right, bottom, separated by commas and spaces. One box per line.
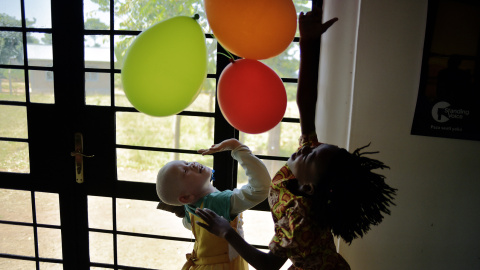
287, 144, 339, 186
167, 160, 213, 194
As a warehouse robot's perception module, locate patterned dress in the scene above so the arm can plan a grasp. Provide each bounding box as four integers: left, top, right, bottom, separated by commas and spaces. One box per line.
268, 134, 351, 270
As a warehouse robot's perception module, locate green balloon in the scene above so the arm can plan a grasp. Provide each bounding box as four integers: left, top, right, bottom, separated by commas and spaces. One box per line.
122, 16, 207, 116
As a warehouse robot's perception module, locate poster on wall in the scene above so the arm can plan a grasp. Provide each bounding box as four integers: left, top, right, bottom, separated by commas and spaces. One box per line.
411, 0, 480, 141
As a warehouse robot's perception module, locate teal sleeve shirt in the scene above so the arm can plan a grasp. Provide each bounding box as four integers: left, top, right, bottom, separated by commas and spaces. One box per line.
184, 189, 234, 224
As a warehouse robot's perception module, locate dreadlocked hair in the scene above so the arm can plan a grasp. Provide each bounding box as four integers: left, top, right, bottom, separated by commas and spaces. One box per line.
311, 143, 397, 244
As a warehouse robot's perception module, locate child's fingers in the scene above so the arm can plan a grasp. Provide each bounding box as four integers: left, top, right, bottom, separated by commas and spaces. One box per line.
198, 141, 235, 155
195, 221, 210, 230
313, 0, 323, 8
197, 149, 210, 155
196, 207, 211, 217
195, 210, 207, 221
197, 146, 219, 155
195, 208, 211, 220
203, 208, 217, 218
321, 17, 338, 32
311, 4, 322, 15
196, 208, 217, 220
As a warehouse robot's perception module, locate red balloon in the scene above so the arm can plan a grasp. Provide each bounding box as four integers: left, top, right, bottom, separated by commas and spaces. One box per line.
218, 59, 287, 134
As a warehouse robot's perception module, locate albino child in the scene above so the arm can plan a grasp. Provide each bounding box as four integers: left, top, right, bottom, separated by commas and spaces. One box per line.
156, 138, 270, 270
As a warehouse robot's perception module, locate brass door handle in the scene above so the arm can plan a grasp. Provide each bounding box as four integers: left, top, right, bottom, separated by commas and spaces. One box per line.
71, 132, 94, 183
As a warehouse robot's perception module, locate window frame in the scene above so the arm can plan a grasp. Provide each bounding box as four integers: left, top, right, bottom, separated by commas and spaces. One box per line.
0, 0, 311, 269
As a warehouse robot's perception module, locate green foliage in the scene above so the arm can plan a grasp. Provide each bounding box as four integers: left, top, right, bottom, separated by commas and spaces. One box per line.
0, 12, 36, 27
91, 0, 201, 30
0, 27, 22, 64
41, 34, 52, 45
0, 13, 40, 64
0, 69, 24, 85
85, 18, 109, 30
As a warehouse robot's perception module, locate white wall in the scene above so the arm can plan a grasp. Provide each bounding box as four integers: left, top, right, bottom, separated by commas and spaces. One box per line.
334, 0, 480, 269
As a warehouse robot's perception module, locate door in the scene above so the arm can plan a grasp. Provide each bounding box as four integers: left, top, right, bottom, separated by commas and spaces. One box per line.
1, 0, 311, 269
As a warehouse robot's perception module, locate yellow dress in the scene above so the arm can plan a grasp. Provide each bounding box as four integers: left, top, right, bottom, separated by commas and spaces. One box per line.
182, 212, 248, 270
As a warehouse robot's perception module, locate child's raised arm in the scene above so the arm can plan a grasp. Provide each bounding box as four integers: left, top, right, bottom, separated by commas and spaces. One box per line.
297, 1, 337, 135
197, 138, 242, 155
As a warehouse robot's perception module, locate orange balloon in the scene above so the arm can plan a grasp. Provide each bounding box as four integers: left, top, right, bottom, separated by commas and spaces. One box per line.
218, 59, 287, 134
204, 0, 297, 60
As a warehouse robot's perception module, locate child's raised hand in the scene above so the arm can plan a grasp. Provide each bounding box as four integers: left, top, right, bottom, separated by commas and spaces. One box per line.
195, 208, 233, 239
197, 138, 242, 156
299, 2, 338, 41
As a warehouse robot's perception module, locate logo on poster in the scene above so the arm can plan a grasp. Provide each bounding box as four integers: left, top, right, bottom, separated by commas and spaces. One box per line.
432, 101, 470, 123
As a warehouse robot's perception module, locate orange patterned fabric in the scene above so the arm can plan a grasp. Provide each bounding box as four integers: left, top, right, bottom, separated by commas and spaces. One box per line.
268, 134, 350, 270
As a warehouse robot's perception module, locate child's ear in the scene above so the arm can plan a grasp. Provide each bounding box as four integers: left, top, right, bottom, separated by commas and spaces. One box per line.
299, 183, 315, 196
178, 194, 195, 204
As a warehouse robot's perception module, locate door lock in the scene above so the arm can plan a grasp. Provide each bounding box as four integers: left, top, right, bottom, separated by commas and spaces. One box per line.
70, 132, 94, 183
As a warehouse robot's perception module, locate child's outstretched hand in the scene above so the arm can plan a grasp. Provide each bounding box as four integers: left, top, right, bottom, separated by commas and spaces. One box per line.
299, 2, 338, 41
197, 138, 242, 156
195, 208, 233, 239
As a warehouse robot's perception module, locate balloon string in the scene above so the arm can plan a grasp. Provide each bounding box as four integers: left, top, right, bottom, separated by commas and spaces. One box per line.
211, 32, 235, 60
217, 50, 236, 63
226, 50, 235, 60
217, 52, 233, 60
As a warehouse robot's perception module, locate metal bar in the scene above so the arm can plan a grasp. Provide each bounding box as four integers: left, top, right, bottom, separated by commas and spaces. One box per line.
0, 220, 61, 229
0, 253, 63, 264
0, 137, 29, 142
30, 191, 40, 270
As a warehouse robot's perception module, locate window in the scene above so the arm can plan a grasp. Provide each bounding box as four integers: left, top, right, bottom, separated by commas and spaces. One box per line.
84, 72, 98, 82
45, 71, 53, 81
1, 0, 314, 269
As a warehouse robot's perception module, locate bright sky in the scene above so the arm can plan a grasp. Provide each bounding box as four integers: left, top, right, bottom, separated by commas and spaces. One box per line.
2, 0, 110, 46
1, 0, 109, 28
2, 0, 52, 27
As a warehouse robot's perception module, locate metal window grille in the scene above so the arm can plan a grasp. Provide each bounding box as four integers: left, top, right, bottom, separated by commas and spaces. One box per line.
0, 0, 315, 269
